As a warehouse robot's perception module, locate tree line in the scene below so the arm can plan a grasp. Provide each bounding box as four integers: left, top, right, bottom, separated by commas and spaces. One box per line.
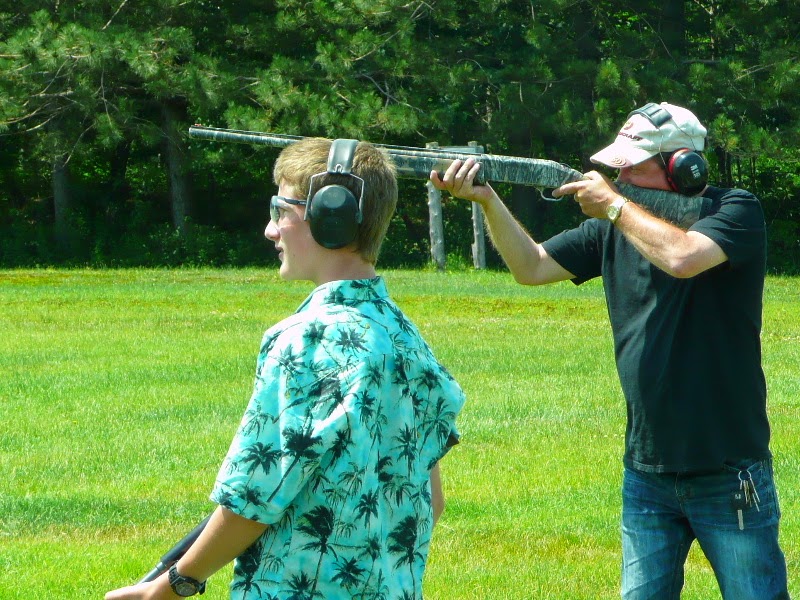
1, 0, 798, 272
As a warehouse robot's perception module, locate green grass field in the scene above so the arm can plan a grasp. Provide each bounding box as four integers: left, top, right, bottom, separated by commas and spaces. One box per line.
1, 268, 797, 599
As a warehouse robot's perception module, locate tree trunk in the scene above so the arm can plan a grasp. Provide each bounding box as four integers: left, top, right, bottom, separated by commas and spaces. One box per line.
162, 102, 192, 234
660, 1, 687, 58
714, 147, 733, 187
110, 140, 131, 196
52, 153, 74, 252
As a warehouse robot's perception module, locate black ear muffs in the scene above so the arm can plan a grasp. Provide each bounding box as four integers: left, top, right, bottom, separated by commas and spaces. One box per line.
307, 184, 362, 249
305, 139, 365, 249
666, 148, 708, 196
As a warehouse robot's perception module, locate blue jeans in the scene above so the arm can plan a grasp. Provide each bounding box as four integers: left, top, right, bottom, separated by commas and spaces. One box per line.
621, 459, 789, 599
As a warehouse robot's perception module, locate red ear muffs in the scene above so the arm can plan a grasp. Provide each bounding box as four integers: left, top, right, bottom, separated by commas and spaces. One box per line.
666, 149, 708, 196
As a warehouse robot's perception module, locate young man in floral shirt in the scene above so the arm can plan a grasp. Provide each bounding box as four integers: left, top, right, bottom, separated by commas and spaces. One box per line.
107, 138, 465, 600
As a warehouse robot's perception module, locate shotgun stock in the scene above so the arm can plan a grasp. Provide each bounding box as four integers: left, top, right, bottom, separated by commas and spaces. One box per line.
188, 125, 712, 228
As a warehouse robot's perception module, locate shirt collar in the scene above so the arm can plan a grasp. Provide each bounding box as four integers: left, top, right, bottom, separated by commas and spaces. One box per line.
296, 276, 389, 313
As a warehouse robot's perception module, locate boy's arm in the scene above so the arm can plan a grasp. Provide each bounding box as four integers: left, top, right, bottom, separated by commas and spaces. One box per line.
105, 506, 268, 600
431, 463, 444, 526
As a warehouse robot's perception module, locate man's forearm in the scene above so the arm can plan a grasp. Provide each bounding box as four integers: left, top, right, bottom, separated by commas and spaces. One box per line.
479, 195, 546, 283
429, 159, 573, 285
479, 194, 573, 285
614, 199, 727, 278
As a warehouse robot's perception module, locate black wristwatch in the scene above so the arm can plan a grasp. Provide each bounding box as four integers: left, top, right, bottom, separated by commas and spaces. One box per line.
168, 564, 206, 596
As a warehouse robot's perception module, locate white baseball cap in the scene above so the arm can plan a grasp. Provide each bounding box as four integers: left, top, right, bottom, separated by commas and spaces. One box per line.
590, 102, 707, 169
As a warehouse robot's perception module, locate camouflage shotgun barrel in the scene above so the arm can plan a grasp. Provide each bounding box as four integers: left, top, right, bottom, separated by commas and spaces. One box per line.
188, 125, 711, 228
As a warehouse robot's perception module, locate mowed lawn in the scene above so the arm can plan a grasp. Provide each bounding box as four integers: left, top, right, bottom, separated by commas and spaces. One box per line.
1, 268, 797, 599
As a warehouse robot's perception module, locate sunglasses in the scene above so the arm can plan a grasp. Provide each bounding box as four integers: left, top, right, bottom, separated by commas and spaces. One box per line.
269, 195, 307, 222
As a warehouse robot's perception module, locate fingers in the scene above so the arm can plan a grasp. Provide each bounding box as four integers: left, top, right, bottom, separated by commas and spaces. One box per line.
429, 158, 500, 209
553, 171, 607, 198
429, 160, 461, 188
429, 158, 479, 194
553, 173, 587, 198
551, 182, 574, 198
442, 157, 468, 184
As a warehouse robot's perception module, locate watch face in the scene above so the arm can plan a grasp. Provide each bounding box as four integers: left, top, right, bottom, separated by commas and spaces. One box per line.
175, 581, 198, 596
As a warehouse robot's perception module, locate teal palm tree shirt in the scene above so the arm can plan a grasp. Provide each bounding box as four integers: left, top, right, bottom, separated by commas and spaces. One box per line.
211, 277, 465, 600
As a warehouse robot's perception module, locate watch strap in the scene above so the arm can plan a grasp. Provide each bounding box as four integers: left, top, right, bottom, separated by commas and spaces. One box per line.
168, 564, 206, 596
607, 195, 629, 223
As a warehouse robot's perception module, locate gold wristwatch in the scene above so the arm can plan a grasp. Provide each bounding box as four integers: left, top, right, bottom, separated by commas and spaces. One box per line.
606, 196, 629, 224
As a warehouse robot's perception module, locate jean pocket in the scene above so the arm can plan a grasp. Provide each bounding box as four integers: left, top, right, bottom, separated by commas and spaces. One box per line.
723, 458, 780, 524
721, 457, 769, 476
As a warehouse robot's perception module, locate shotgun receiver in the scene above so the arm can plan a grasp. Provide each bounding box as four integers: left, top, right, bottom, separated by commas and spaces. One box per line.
188, 125, 712, 228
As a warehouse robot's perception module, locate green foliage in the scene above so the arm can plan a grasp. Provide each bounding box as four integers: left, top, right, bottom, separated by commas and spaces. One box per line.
0, 1, 799, 272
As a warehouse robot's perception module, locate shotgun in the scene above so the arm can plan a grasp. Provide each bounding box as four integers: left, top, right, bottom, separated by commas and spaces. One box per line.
188, 125, 712, 228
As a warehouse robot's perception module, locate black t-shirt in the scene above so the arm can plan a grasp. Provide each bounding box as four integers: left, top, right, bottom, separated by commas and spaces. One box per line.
542, 186, 770, 473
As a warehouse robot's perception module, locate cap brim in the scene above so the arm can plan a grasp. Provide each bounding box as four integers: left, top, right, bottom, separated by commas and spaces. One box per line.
590, 143, 656, 169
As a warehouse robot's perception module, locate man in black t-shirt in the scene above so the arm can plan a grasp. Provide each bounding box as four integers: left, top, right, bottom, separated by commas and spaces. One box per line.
430, 102, 789, 599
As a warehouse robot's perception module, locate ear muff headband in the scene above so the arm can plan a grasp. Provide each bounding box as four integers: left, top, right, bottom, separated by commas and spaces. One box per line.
628, 102, 673, 128
305, 139, 365, 249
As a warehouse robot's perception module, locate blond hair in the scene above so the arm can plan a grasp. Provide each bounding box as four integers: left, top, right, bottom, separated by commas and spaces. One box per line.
273, 138, 398, 264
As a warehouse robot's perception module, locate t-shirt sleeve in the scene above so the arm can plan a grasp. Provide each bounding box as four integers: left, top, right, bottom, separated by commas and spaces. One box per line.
689, 188, 765, 268
210, 324, 353, 525
541, 218, 604, 285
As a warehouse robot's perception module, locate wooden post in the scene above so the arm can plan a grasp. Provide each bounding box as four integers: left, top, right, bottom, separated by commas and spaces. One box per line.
426, 142, 446, 271
467, 141, 486, 269
425, 140, 486, 270
472, 201, 486, 270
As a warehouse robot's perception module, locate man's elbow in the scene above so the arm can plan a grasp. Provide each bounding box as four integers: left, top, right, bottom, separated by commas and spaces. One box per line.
665, 258, 700, 279
512, 271, 542, 286
511, 263, 568, 286
665, 254, 725, 279
665, 232, 728, 278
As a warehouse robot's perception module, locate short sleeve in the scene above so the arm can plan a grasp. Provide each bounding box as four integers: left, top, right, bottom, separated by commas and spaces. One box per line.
541, 219, 604, 284
210, 321, 353, 525
689, 189, 765, 268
